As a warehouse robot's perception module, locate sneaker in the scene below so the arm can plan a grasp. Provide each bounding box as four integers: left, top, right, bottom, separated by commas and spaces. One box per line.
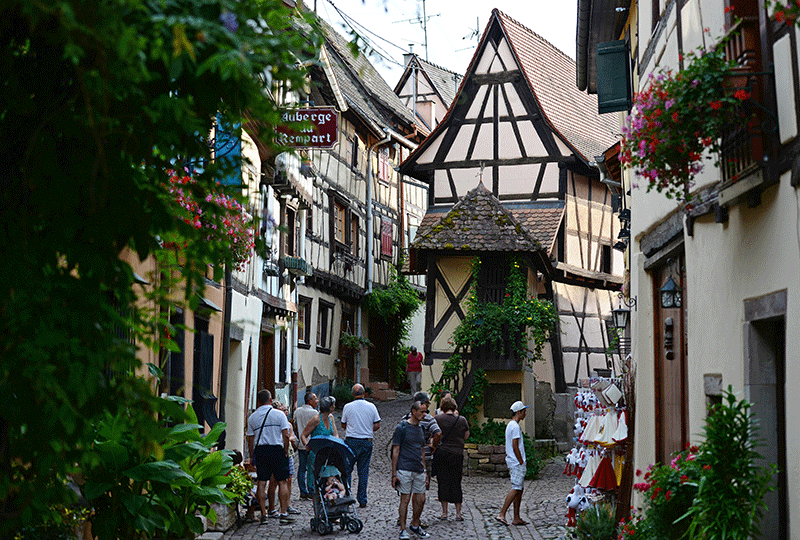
409, 525, 430, 538
398, 530, 411, 540
287, 506, 301, 515
279, 514, 295, 525
300, 493, 312, 500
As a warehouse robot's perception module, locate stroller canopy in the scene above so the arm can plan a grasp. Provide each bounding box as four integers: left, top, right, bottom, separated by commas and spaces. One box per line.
307, 435, 356, 474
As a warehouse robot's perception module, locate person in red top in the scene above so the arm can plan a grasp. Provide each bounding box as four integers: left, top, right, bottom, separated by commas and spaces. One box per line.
406, 346, 423, 393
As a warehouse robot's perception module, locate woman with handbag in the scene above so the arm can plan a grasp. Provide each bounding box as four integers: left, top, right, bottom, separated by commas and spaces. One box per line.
432, 396, 469, 520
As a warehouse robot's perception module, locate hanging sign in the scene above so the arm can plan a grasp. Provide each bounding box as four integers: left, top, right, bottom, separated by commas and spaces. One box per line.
278, 107, 339, 149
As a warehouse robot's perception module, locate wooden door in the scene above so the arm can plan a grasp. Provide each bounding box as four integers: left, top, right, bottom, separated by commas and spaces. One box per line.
653, 254, 688, 465
258, 331, 275, 397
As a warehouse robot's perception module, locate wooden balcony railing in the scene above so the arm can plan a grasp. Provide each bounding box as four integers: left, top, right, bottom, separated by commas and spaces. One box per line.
720, 17, 771, 195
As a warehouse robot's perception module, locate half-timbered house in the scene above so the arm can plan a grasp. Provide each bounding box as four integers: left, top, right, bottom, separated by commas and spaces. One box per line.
400, 9, 621, 429
394, 53, 463, 133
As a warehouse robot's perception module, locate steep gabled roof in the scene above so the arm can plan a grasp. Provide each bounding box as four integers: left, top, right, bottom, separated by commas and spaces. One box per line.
394, 56, 463, 109
400, 8, 617, 176
315, 16, 417, 133
411, 182, 543, 252
496, 10, 617, 161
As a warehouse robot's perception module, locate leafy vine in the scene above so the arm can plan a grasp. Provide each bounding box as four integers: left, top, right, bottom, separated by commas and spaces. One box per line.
432, 255, 558, 423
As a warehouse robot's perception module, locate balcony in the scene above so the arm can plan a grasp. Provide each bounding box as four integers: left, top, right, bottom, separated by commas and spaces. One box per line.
719, 17, 773, 206
284, 256, 311, 277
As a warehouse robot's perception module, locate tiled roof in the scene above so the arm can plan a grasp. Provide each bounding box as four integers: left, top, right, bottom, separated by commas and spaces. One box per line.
315, 16, 417, 130
411, 183, 551, 252
495, 10, 618, 161
413, 57, 463, 108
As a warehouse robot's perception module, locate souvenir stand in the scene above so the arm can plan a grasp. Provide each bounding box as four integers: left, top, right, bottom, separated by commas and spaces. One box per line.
562, 373, 628, 527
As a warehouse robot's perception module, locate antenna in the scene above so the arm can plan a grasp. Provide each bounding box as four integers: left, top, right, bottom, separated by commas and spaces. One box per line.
393, 0, 439, 60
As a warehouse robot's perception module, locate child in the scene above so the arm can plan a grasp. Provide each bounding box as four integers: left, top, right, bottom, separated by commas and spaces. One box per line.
323, 475, 345, 503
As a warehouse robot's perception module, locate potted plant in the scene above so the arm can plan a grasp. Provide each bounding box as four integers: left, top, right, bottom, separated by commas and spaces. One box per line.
338, 331, 373, 353
621, 42, 752, 201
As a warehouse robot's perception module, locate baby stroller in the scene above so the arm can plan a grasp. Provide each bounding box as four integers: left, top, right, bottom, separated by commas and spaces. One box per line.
307, 435, 364, 535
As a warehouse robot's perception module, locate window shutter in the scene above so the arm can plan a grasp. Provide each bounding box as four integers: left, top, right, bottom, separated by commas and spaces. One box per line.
596, 40, 632, 114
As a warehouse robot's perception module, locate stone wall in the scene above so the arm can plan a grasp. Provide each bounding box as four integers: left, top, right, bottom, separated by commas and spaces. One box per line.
464, 444, 509, 477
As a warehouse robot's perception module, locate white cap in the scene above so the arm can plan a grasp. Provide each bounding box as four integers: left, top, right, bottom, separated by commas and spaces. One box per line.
510, 401, 528, 413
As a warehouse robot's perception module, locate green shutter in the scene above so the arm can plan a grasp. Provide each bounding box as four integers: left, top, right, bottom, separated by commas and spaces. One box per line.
596, 40, 632, 114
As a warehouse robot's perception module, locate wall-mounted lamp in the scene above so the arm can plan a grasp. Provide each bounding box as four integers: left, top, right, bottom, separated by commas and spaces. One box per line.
613, 240, 628, 252
618, 208, 631, 223
660, 276, 682, 309
611, 306, 630, 329
618, 228, 630, 240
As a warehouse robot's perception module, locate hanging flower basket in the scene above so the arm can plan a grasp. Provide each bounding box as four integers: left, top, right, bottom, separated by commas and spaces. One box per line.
621, 42, 753, 201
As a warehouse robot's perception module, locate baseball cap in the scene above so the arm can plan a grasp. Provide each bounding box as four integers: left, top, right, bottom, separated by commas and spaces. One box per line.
510, 401, 528, 413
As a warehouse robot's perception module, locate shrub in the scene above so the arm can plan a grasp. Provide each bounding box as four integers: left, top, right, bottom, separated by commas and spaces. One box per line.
576, 502, 617, 540
332, 379, 355, 406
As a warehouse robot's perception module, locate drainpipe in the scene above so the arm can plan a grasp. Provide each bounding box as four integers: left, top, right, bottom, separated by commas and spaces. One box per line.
365, 129, 391, 293
361, 130, 390, 385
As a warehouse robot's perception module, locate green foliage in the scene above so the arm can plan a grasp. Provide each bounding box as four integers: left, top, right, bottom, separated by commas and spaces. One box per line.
576, 502, 618, 540
339, 331, 373, 353
363, 263, 422, 386
84, 402, 234, 540
621, 388, 774, 540
452, 256, 558, 362
0, 0, 321, 535
332, 379, 356, 406
684, 387, 774, 540
224, 465, 253, 505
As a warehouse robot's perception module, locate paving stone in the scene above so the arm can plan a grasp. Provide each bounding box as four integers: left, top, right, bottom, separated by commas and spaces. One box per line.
221, 396, 575, 540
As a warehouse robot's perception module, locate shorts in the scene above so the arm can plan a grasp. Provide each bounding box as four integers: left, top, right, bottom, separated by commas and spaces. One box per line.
396, 469, 426, 494
288, 454, 295, 476
509, 463, 526, 491
254, 445, 290, 482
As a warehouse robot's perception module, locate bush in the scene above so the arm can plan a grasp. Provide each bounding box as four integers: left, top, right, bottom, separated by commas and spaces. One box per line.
576, 502, 617, 540
332, 379, 355, 406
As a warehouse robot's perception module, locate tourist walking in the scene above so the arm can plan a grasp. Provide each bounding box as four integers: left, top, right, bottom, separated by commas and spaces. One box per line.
246, 389, 295, 525
293, 391, 319, 500
340, 383, 381, 507
496, 400, 529, 527
406, 346, 424, 393
266, 401, 301, 517
300, 396, 338, 496
432, 395, 469, 520
392, 401, 431, 539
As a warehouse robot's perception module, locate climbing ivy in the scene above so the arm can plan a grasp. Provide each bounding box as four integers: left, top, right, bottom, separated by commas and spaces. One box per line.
432, 255, 558, 424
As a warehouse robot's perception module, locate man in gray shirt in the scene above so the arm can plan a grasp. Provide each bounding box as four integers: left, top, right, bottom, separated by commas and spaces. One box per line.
392, 401, 431, 540
293, 391, 318, 500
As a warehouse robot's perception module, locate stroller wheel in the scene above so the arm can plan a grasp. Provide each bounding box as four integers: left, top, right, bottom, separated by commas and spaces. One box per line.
316, 520, 330, 535
347, 518, 363, 533
310, 517, 318, 531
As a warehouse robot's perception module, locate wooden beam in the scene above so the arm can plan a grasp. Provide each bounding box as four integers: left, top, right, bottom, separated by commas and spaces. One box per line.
471, 71, 522, 84
413, 155, 575, 171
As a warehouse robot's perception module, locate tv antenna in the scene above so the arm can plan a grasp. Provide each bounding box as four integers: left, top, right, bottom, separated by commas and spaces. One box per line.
393, 0, 439, 60
456, 17, 480, 52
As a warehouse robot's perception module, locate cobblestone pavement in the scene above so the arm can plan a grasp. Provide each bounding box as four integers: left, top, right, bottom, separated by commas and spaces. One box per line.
221, 395, 573, 540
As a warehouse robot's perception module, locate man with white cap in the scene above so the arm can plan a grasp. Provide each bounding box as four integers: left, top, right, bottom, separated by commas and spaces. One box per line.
496, 400, 529, 526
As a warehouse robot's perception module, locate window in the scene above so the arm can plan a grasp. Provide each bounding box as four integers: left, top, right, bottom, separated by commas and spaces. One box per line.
378, 148, 391, 183
350, 136, 359, 169
286, 207, 296, 256
334, 200, 346, 244
306, 206, 313, 236
601, 244, 612, 274
298, 296, 312, 348
381, 218, 392, 258
316, 300, 334, 351
477, 255, 510, 304
351, 214, 359, 257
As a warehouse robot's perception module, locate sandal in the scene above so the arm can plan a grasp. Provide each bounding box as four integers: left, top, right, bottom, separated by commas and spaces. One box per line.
455, 516, 464, 521
494, 516, 509, 526
439, 515, 448, 520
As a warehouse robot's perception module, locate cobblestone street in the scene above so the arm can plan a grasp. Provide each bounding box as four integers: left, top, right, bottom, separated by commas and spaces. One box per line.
219, 395, 573, 540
